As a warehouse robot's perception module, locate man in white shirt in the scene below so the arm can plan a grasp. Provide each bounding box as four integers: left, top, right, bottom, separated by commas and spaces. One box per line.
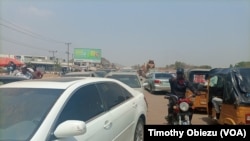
209, 75, 223, 119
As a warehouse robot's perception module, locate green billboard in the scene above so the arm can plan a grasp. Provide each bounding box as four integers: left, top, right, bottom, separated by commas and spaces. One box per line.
74, 48, 102, 63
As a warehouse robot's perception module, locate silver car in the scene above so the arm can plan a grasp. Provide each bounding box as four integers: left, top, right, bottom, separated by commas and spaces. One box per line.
143, 72, 173, 94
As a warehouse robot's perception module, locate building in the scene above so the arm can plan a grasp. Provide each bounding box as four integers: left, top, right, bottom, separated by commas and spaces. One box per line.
0, 54, 73, 72
0, 54, 116, 72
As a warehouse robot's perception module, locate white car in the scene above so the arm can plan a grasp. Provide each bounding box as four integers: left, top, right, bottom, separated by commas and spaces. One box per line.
105, 71, 144, 94
0, 77, 147, 141
62, 71, 99, 77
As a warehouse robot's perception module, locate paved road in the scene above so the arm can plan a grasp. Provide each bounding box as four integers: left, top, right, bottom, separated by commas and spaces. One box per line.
144, 89, 217, 125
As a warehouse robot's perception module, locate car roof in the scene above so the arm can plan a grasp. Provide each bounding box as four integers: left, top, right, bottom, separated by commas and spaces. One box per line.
150, 72, 170, 74
105, 71, 139, 76
107, 71, 138, 75
187, 68, 211, 72
64, 71, 95, 75
94, 70, 107, 72
0, 75, 29, 80
0, 77, 118, 89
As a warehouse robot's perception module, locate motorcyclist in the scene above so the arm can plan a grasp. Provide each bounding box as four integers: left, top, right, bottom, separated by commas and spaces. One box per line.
166, 68, 200, 123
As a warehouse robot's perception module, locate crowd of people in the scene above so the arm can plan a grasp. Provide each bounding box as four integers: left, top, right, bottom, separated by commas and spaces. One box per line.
7, 61, 43, 79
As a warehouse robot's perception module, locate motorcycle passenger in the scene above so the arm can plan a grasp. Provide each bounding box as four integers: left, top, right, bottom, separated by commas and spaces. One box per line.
209, 75, 223, 120
166, 68, 199, 122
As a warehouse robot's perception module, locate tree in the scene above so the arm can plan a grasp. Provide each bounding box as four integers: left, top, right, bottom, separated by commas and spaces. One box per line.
194, 65, 212, 69
174, 61, 186, 69
234, 61, 250, 68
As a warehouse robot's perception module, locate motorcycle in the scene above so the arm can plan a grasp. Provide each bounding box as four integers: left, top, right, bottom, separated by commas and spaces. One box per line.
165, 93, 195, 125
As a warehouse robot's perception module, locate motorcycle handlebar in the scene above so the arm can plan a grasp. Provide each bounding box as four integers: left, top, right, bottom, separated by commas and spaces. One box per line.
164, 93, 197, 99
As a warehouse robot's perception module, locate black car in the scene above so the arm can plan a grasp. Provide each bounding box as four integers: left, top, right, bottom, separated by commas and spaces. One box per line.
0, 75, 29, 85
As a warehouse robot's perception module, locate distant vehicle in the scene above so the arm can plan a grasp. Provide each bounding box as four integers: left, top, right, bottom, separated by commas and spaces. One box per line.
97, 68, 117, 74
0, 77, 147, 141
105, 71, 144, 94
94, 70, 107, 77
119, 67, 137, 72
143, 72, 173, 94
169, 72, 176, 78
62, 71, 99, 77
0, 75, 29, 85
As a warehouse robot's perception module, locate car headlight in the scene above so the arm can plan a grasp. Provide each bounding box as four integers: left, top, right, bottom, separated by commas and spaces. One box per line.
179, 102, 189, 112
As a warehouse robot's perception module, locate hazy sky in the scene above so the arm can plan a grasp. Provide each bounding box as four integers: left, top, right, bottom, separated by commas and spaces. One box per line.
0, 0, 249, 68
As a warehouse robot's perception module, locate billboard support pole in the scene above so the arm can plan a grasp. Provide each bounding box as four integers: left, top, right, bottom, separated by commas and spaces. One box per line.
65, 42, 71, 71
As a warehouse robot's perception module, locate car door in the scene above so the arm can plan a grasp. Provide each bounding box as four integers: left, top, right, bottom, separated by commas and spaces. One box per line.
52, 84, 112, 141
97, 82, 136, 141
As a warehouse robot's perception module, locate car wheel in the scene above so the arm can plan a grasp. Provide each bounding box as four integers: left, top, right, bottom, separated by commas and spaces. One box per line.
134, 118, 144, 141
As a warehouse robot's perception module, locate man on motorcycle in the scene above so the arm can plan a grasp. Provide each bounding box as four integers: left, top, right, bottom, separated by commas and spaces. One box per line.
166, 68, 200, 124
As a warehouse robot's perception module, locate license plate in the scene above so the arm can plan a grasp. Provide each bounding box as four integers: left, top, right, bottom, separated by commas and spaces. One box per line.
161, 82, 169, 86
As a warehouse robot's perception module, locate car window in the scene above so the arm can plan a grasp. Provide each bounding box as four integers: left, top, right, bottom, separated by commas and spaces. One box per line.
120, 85, 133, 100
155, 73, 172, 78
0, 88, 63, 141
95, 71, 107, 77
97, 82, 131, 110
107, 75, 141, 88
57, 84, 104, 124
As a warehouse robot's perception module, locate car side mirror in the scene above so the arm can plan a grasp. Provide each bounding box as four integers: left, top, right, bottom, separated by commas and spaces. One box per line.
54, 120, 86, 138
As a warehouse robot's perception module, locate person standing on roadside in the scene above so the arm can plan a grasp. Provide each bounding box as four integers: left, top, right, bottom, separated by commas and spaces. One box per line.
7, 61, 16, 75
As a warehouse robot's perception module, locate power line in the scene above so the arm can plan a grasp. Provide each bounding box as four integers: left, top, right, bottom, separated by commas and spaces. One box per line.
1, 38, 50, 52
49, 50, 57, 72
1, 38, 66, 55
49, 50, 58, 60
0, 18, 73, 61
0, 17, 65, 44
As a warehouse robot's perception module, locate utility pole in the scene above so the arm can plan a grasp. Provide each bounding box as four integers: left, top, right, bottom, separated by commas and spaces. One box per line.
49, 50, 57, 72
65, 42, 71, 71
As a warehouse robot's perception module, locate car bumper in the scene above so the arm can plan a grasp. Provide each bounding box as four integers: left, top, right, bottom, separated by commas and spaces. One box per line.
154, 85, 171, 91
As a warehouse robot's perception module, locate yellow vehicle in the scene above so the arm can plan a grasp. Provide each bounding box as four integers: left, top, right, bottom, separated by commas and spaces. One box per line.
185, 69, 210, 112
206, 67, 250, 125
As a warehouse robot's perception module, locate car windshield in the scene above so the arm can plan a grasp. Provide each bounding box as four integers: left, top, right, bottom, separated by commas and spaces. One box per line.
95, 71, 107, 77
107, 75, 141, 88
0, 88, 63, 141
188, 71, 209, 84
155, 73, 172, 79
